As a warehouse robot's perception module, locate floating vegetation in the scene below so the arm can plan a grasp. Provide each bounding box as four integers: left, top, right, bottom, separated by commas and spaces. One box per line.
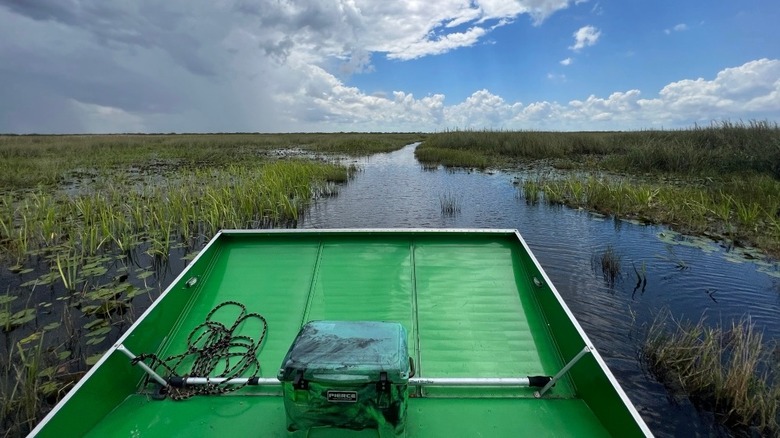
644, 313, 780, 436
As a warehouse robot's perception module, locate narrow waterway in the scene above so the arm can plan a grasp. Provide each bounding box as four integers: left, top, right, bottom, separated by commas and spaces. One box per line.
302, 143, 780, 437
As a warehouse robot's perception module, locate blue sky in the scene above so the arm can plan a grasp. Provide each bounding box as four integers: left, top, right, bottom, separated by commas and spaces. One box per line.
0, 0, 778, 133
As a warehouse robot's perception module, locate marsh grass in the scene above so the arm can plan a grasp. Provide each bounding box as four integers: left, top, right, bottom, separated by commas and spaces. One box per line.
439, 192, 462, 216
593, 245, 621, 287
420, 121, 780, 177
645, 313, 779, 435
422, 122, 780, 255
0, 133, 421, 190
415, 146, 490, 169
515, 174, 780, 256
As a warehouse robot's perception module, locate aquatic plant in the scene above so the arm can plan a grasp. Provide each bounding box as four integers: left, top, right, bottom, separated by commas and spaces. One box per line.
439, 192, 462, 216
0, 133, 421, 190
521, 179, 541, 204
594, 245, 621, 287
415, 146, 490, 169
644, 313, 779, 435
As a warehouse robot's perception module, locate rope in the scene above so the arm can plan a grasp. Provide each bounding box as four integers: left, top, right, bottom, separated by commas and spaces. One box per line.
132, 301, 268, 400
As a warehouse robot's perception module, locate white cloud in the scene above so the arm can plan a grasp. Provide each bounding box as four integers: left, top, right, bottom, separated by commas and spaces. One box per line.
273, 58, 780, 132
665, 23, 688, 35
547, 73, 567, 82
569, 25, 601, 51
0, 3, 778, 134
387, 26, 488, 61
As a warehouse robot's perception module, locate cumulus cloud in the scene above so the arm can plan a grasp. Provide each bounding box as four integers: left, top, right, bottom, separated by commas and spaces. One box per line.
0, 2, 777, 134
0, 0, 588, 133
569, 25, 601, 51
279, 58, 780, 131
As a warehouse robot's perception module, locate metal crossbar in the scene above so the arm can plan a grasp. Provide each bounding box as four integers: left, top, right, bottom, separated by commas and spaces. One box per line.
119, 343, 591, 394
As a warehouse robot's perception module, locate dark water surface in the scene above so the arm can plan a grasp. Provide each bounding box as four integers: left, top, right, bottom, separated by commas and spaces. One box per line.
302, 144, 780, 437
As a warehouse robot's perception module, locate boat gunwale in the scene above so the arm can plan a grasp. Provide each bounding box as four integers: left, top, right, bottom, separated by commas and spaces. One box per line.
29, 228, 652, 437
510, 230, 653, 437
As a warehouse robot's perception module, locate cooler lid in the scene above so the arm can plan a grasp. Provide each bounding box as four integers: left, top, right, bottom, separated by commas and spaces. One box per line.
278, 321, 410, 384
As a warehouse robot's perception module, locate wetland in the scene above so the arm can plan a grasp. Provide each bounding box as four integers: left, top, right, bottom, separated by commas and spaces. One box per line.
2, 126, 779, 436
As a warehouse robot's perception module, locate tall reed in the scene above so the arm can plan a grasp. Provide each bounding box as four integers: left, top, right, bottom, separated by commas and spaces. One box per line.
645, 313, 779, 435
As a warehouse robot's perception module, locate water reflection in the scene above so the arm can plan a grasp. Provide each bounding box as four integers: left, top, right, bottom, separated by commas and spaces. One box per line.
302, 143, 780, 437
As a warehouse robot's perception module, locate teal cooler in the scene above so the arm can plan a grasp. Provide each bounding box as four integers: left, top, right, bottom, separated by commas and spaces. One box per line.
278, 321, 410, 435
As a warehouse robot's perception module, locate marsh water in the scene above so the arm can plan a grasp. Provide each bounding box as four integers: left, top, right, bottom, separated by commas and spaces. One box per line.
302, 143, 780, 437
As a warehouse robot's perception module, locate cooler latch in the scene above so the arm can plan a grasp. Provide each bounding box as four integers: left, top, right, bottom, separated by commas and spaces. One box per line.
376, 372, 390, 408
293, 369, 309, 390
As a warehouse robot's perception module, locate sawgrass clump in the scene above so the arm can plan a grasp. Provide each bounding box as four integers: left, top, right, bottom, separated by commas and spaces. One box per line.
514, 174, 780, 256
644, 313, 779, 435
595, 245, 621, 287
439, 191, 462, 216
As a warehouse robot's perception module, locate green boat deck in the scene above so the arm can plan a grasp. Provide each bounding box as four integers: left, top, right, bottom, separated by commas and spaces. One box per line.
31, 230, 651, 437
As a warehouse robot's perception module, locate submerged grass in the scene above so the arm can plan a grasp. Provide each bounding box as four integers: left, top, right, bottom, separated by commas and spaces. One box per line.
644, 313, 779, 435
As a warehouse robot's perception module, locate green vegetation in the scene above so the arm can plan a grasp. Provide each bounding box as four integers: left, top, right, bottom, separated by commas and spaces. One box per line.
415, 146, 490, 169
0, 133, 422, 190
439, 191, 462, 216
517, 174, 780, 255
644, 313, 779, 435
418, 121, 779, 177
419, 122, 780, 256
594, 245, 621, 287
0, 133, 422, 436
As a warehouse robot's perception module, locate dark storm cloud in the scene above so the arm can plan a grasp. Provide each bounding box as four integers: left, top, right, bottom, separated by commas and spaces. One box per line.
0, 0, 218, 77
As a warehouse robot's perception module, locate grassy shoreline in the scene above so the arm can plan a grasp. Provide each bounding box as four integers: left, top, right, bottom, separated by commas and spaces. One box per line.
0, 133, 423, 190
417, 122, 780, 257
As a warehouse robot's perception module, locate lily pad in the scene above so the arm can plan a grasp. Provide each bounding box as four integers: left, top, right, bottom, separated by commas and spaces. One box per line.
86, 336, 107, 346
18, 331, 42, 345
136, 270, 154, 280
86, 326, 112, 337
657, 230, 717, 253
43, 322, 62, 331
86, 352, 104, 366
0, 308, 36, 330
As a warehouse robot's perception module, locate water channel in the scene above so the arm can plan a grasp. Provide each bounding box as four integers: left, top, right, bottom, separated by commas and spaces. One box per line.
302, 143, 780, 437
